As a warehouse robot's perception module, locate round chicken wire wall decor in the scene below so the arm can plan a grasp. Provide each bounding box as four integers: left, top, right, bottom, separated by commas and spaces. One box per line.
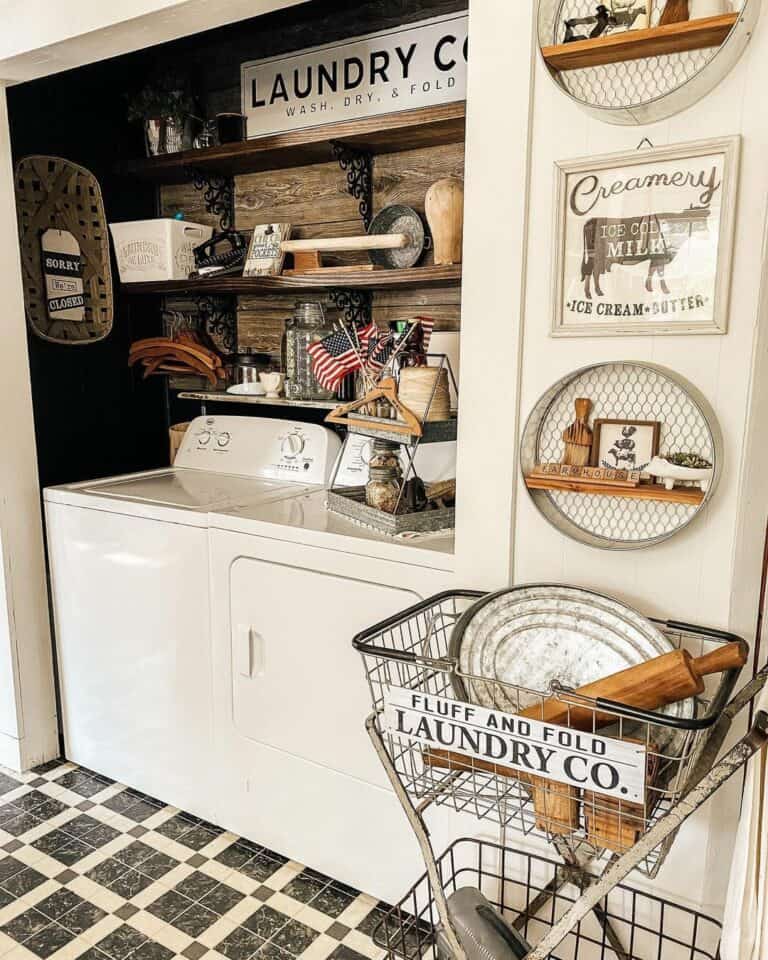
520, 362, 722, 549
537, 0, 760, 125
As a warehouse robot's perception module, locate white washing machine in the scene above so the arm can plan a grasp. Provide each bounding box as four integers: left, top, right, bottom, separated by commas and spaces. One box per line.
44, 416, 340, 820
207, 490, 459, 900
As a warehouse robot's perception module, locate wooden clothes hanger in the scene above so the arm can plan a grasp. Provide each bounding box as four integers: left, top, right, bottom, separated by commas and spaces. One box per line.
325, 377, 423, 437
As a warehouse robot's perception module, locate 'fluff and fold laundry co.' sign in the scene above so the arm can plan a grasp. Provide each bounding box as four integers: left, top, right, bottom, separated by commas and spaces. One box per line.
241, 13, 467, 138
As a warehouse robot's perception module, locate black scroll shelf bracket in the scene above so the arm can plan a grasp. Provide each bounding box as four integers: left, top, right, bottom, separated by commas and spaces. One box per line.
197, 295, 237, 355
329, 289, 372, 328
330, 141, 373, 231
186, 169, 235, 232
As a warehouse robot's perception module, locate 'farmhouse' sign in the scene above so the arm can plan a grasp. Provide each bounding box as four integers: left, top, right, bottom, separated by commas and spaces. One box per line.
241, 13, 467, 139
383, 686, 647, 803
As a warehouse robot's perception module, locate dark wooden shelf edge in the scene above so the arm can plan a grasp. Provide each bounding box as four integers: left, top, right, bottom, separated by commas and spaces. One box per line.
120, 265, 462, 295
119, 102, 467, 183
541, 13, 738, 72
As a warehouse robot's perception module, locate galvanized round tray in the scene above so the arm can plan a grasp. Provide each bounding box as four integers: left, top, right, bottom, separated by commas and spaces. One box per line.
520, 361, 722, 549
368, 205, 425, 269
449, 584, 695, 721
537, 0, 760, 126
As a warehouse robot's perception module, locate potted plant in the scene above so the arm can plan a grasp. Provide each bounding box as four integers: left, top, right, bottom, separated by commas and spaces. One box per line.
646, 452, 714, 492
128, 74, 199, 156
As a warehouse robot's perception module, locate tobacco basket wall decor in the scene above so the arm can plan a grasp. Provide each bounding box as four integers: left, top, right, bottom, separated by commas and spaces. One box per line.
537, 0, 760, 124
520, 361, 722, 549
15, 156, 114, 344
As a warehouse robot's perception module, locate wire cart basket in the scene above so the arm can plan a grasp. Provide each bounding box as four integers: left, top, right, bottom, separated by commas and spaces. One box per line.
353, 589, 768, 960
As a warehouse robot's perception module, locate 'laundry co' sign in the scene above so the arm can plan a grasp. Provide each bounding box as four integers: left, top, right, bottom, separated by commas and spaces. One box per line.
383, 686, 647, 803
241, 13, 467, 139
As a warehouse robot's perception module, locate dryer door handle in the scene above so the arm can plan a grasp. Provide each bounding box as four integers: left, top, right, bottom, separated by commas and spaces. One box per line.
235, 624, 265, 678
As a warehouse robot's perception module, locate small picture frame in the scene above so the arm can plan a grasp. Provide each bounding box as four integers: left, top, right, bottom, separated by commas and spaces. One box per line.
591, 419, 660, 472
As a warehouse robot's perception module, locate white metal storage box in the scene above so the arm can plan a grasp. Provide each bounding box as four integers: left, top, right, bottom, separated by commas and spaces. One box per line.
109, 218, 213, 282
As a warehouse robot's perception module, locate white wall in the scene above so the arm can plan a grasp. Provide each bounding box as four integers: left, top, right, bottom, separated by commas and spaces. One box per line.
458, 3, 768, 917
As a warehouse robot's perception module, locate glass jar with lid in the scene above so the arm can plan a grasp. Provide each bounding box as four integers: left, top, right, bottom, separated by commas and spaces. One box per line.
283, 301, 334, 401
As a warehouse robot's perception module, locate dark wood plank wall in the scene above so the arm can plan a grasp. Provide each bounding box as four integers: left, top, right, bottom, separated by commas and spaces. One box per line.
158, 0, 467, 359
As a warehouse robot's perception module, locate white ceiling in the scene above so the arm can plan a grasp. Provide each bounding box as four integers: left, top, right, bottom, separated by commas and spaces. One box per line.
0, 0, 306, 83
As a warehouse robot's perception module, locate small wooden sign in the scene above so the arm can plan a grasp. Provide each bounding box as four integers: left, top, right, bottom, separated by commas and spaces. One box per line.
243, 222, 291, 277
532, 463, 641, 487
41, 228, 85, 323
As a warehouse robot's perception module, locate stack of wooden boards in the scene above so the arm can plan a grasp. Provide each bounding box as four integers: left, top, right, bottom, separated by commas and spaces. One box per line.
425, 640, 747, 852
128, 334, 225, 387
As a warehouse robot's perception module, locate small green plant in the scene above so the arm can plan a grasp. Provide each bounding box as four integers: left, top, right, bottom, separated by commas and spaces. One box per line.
665, 452, 712, 469
127, 74, 197, 125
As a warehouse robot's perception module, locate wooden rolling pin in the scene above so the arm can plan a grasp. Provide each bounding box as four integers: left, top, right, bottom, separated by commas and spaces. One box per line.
280, 234, 410, 253
521, 641, 747, 732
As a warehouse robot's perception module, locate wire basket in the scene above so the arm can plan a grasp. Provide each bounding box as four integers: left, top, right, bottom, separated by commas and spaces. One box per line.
354, 590, 741, 877
373, 837, 722, 960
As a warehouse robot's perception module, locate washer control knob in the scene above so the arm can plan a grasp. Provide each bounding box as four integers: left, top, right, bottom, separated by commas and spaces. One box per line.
281, 433, 305, 457
217, 432, 231, 447
197, 431, 212, 446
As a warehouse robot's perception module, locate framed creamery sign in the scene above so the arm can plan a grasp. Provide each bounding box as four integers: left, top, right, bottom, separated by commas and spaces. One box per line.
551, 137, 740, 337
241, 13, 467, 139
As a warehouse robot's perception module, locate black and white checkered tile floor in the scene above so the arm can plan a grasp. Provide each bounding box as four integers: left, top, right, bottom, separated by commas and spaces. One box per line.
0, 760, 391, 960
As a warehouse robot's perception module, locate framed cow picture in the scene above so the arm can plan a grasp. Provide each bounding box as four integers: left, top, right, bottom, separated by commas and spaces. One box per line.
551, 136, 740, 337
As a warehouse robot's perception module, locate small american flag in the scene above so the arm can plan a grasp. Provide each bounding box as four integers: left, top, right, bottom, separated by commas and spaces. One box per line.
307, 321, 377, 391
368, 316, 435, 372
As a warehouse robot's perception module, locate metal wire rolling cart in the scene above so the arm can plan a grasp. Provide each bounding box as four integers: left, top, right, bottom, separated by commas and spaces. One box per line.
353, 590, 768, 960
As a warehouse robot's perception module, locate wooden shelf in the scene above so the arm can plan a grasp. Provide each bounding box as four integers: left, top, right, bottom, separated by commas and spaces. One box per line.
176, 391, 338, 410
121, 264, 461, 296
119, 103, 466, 183
541, 14, 738, 72
525, 475, 705, 506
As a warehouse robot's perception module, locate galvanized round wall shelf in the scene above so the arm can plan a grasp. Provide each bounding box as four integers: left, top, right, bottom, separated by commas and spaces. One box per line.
520, 362, 722, 549
537, 0, 760, 124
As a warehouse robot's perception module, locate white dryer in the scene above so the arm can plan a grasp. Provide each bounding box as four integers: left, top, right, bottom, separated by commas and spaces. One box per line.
207, 491, 457, 901
44, 416, 340, 821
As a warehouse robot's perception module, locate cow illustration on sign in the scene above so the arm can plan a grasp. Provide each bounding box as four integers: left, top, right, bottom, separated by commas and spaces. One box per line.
580, 206, 710, 299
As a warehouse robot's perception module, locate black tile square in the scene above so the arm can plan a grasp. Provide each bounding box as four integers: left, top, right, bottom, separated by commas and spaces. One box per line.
199, 882, 245, 916
0, 772, 20, 795
81, 768, 115, 787
302, 868, 333, 886
78, 950, 112, 960
31, 760, 63, 775
254, 944, 292, 960
77, 800, 97, 812
174, 871, 219, 902
182, 943, 209, 960
29, 778, 48, 788
59, 899, 107, 935
270, 918, 318, 955
2, 838, 23, 853
241, 907, 290, 941
1, 907, 51, 943
128, 826, 149, 838
282, 872, 327, 905
154, 815, 192, 843
107, 868, 156, 900
172, 904, 219, 938
113, 841, 156, 869
0, 887, 14, 909
330, 881, 360, 899
12, 791, 65, 817
35, 888, 85, 920
138, 851, 178, 880
215, 927, 264, 960
311, 885, 357, 919
2, 865, 47, 897
356, 907, 387, 937
55, 770, 103, 797
59, 814, 104, 840
146, 889, 194, 923
186, 853, 207, 868
252, 887, 273, 903
329, 946, 368, 960
177, 826, 219, 851
50, 836, 94, 866
22, 921, 77, 958
2, 810, 43, 837
114, 904, 140, 921
32, 829, 72, 857
215, 842, 255, 870
86, 822, 122, 848
0, 855, 26, 883
326, 922, 351, 941
54, 869, 77, 884
130, 942, 174, 960
102, 791, 139, 816
94, 923, 149, 960
121, 801, 160, 824
238, 855, 286, 884
86, 857, 130, 888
